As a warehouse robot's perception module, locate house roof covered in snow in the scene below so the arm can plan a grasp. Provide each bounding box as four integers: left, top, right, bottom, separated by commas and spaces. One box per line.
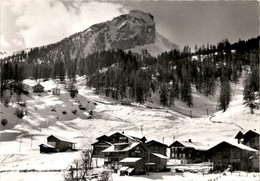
33, 83, 44, 89
209, 141, 258, 152
169, 140, 208, 151
119, 157, 142, 163
151, 153, 168, 159
39, 144, 55, 148
145, 140, 168, 147
102, 142, 140, 153
47, 135, 75, 144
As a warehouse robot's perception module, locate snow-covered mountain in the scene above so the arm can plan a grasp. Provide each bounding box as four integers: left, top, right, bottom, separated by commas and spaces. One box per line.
61, 10, 178, 58
0, 10, 178, 60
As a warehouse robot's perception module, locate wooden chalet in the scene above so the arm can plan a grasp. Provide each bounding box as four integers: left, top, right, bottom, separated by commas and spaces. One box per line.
207, 141, 258, 171
92, 135, 110, 158
145, 140, 168, 156
39, 144, 56, 153
47, 135, 76, 152
169, 140, 207, 164
102, 142, 147, 169
243, 130, 259, 151
52, 88, 60, 95
32, 83, 44, 93
108, 132, 146, 144
119, 157, 145, 175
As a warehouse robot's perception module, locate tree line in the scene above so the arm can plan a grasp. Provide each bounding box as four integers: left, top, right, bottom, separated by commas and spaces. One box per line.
1, 36, 259, 113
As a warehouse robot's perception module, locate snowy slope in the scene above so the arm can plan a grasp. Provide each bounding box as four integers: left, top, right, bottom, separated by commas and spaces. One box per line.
0, 76, 259, 181
126, 32, 179, 57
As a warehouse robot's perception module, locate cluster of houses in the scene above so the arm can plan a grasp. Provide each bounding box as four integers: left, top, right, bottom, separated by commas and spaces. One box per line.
91, 130, 259, 175
39, 130, 259, 175
32, 81, 77, 95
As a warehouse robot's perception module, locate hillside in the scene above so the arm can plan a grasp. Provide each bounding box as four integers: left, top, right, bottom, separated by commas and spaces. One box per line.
0, 74, 259, 180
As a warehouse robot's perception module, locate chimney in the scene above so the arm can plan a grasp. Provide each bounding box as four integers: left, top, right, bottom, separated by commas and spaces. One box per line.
122, 131, 124, 134
188, 139, 192, 143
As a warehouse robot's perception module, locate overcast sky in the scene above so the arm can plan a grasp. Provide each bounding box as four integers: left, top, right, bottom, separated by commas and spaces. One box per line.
0, 0, 259, 52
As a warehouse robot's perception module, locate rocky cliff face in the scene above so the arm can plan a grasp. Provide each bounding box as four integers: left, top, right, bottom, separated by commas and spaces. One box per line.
1, 10, 178, 60
69, 10, 157, 58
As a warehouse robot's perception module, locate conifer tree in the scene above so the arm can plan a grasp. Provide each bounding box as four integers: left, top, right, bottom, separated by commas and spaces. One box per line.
160, 84, 168, 107
218, 79, 231, 112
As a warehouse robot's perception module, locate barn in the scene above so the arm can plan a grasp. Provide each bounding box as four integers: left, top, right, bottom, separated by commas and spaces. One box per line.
39, 144, 56, 153
207, 141, 258, 171
32, 83, 44, 93
47, 135, 76, 152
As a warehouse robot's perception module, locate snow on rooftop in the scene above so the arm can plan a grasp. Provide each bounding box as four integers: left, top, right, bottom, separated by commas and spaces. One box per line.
119, 157, 142, 163
102, 142, 140, 153
224, 141, 259, 152
151, 153, 168, 159
48, 135, 75, 144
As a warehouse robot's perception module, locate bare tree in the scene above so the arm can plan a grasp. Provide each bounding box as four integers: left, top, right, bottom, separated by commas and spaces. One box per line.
64, 150, 92, 181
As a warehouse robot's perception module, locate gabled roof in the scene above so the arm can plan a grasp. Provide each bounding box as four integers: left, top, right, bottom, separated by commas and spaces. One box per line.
169, 140, 207, 151
96, 135, 109, 139
33, 83, 44, 88
39, 144, 55, 148
91, 141, 111, 146
119, 157, 142, 163
109, 132, 135, 141
235, 131, 244, 139
108, 132, 144, 143
47, 135, 75, 144
209, 141, 258, 152
145, 140, 168, 148
244, 130, 260, 138
102, 142, 140, 153
151, 153, 168, 159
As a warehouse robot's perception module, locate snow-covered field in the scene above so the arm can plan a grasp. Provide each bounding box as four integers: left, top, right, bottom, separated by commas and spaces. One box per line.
0, 76, 259, 181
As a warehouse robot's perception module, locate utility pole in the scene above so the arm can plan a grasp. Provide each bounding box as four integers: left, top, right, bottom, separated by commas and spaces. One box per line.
31, 135, 33, 147
19, 138, 22, 152
206, 109, 209, 117
147, 149, 150, 176
141, 125, 143, 135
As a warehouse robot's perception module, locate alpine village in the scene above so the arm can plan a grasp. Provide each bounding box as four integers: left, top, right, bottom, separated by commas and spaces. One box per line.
0, 6, 259, 181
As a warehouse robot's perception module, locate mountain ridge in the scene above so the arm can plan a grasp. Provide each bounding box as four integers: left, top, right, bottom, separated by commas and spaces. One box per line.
0, 10, 178, 60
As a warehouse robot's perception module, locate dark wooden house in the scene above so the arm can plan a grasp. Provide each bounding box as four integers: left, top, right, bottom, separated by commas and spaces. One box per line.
207, 141, 258, 171
169, 140, 207, 164
145, 140, 168, 156
47, 135, 76, 152
52, 88, 60, 95
119, 157, 145, 175
235, 131, 244, 144
243, 130, 259, 151
144, 153, 168, 172
92, 135, 111, 158
102, 142, 147, 169
32, 83, 44, 93
108, 132, 141, 144
39, 144, 56, 153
